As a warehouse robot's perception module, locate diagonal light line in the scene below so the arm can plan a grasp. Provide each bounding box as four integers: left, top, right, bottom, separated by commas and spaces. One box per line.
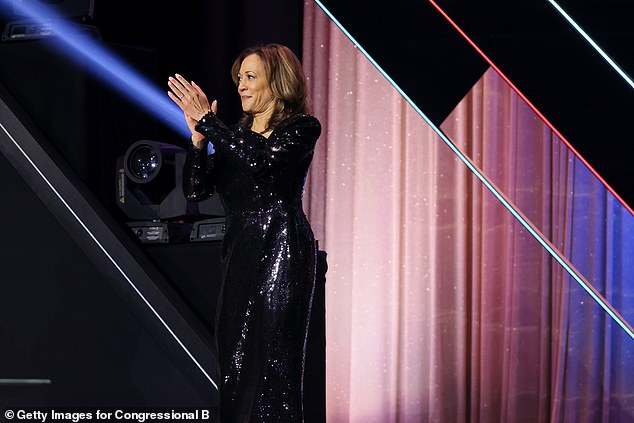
311, 0, 634, 340
427, 0, 634, 217
0, 121, 218, 391
0, 379, 52, 385
547, 0, 634, 90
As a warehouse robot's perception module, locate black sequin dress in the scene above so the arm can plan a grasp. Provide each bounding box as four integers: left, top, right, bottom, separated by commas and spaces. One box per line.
184, 112, 321, 422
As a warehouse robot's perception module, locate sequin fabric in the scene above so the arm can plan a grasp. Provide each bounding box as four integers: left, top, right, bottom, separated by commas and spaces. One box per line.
185, 112, 321, 422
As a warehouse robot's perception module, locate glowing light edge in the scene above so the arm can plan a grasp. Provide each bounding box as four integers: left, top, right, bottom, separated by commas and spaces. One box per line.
0, 379, 52, 384
0, 121, 219, 391
547, 0, 634, 90
311, 0, 634, 340
427, 0, 634, 218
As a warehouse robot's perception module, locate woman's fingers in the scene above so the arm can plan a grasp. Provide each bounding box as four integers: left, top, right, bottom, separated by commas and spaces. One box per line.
175, 74, 195, 93
192, 80, 205, 95
167, 82, 184, 103
168, 74, 196, 99
168, 74, 214, 121
192, 81, 207, 98
167, 89, 184, 107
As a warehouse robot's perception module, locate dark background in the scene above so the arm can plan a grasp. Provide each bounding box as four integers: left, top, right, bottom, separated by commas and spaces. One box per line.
90, 0, 304, 145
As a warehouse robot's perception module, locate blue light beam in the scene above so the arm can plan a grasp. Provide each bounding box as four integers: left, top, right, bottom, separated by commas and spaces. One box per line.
0, 0, 190, 137
547, 0, 634, 90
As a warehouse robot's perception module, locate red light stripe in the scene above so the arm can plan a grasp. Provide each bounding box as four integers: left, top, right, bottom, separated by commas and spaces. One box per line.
428, 0, 634, 216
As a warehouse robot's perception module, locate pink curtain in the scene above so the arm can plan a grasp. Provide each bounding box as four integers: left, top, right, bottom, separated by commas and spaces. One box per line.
302, 2, 634, 422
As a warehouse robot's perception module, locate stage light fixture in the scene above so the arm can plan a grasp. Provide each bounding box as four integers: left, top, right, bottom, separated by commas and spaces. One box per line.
190, 217, 226, 242
1, 0, 97, 42
124, 142, 163, 184
116, 140, 225, 244
10, 0, 95, 21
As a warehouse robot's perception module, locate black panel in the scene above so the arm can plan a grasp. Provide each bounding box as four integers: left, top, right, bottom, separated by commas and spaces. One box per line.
316, 0, 488, 125
0, 149, 215, 407
0, 82, 218, 408
143, 242, 224, 336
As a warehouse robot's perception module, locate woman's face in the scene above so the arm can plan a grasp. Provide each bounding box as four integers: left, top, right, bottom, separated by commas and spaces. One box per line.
237, 53, 276, 115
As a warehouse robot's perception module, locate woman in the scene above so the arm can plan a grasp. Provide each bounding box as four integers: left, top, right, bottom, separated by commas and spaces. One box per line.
168, 44, 321, 422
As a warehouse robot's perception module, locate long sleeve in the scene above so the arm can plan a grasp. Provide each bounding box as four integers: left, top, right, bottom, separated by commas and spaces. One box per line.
195, 112, 321, 179
183, 139, 217, 201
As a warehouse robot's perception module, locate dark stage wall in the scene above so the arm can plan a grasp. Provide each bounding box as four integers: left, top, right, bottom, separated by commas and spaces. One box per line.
0, 149, 216, 407
0, 0, 327, 416
0, 81, 219, 406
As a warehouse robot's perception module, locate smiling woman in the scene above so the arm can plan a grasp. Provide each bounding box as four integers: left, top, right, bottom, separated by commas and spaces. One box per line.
167, 44, 321, 423
234, 54, 277, 136
230, 45, 310, 137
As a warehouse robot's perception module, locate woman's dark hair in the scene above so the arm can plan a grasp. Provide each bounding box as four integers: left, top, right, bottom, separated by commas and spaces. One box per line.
231, 43, 309, 131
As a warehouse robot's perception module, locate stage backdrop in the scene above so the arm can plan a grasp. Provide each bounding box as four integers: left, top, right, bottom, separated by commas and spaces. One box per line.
302, 2, 634, 422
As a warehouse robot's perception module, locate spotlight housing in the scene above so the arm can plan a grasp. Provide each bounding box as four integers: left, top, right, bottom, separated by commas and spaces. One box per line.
124, 141, 164, 184
10, 0, 95, 21
2, 0, 98, 42
116, 140, 225, 225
